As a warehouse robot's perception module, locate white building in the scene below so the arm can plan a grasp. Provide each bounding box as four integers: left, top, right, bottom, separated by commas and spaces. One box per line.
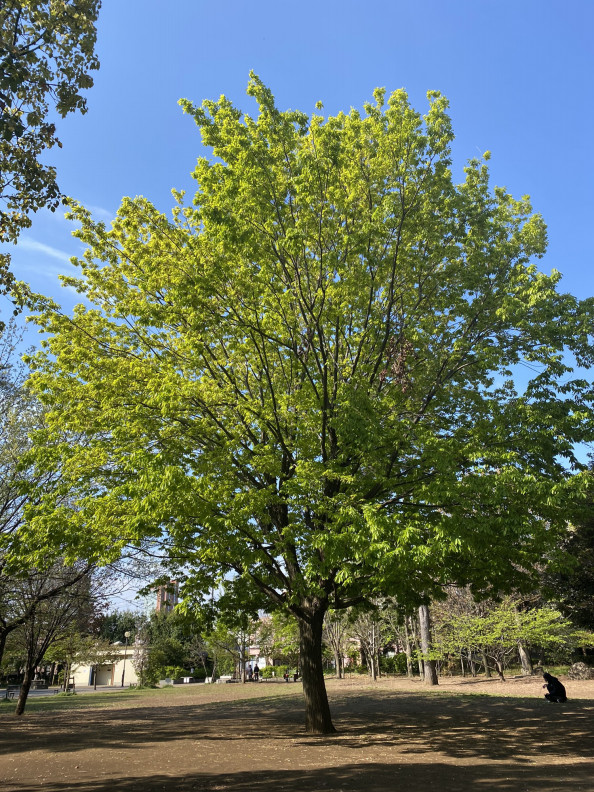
71, 643, 139, 688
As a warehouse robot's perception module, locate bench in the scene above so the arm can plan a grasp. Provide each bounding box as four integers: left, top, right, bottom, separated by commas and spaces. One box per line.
4, 685, 20, 699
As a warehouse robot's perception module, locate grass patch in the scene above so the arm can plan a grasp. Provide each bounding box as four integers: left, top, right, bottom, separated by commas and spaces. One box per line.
2, 681, 305, 716
8, 686, 177, 714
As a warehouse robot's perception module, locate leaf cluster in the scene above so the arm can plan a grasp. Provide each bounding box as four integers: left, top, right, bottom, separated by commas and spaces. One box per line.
23, 76, 594, 633
0, 0, 100, 290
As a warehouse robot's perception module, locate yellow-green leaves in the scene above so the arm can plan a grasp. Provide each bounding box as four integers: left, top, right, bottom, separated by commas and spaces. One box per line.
24, 78, 594, 623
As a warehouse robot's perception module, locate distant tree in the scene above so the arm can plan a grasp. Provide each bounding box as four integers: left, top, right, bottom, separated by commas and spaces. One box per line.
124, 607, 211, 685
257, 611, 300, 670
11, 563, 95, 714
349, 604, 389, 681
25, 76, 594, 733
131, 630, 150, 686
202, 620, 244, 682
0, 0, 101, 295
433, 597, 593, 681
323, 610, 351, 678
97, 609, 139, 644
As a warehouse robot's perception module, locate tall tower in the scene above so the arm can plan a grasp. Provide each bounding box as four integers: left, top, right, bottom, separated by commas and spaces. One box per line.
155, 580, 179, 613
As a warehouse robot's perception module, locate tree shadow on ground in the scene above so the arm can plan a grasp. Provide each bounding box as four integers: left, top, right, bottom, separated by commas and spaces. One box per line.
6, 761, 594, 792
0, 690, 594, 772
325, 691, 594, 760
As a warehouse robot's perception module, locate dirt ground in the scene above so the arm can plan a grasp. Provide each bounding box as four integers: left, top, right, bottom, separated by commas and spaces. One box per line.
1, 674, 593, 792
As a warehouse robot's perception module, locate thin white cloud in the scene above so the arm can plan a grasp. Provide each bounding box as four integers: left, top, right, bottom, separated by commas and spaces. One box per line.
85, 204, 115, 223
17, 237, 74, 263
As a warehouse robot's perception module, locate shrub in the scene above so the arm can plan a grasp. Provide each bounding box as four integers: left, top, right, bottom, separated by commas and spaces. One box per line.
261, 664, 291, 678
349, 664, 368, 675
393, 653, 410, 675
379, 655, 397, 674
164, 666, 185, 680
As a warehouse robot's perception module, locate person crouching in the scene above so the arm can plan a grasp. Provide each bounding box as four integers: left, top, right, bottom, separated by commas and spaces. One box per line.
542, 672, 567, 703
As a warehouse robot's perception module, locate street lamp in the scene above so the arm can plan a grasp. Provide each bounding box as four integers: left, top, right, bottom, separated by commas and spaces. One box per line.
121, 630, 131, 687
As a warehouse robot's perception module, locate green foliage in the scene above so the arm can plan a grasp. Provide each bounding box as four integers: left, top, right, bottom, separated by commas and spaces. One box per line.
433, 598, 594, 670
142, 637, 186, 686
97, 610, 139, 644
349, 664, 369, 675
380, 653, 408, 675
544, 482, 594, 630
257, 612, 300, 667
0, 1, 101, 292
163, 665, 185, 680
124, 609, 208, 686
260, 664, 291, 678
0, 318, 46, 576
25, 76, 594, 611
0, 320, 101, 684
201, 618, 249, 678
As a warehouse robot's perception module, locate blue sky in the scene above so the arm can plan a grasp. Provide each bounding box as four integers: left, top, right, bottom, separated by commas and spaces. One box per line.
3, 0, 593, 326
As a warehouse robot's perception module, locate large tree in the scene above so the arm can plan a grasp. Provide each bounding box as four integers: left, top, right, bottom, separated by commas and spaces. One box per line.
0, 0, 101, 295
25, 76, 594, 732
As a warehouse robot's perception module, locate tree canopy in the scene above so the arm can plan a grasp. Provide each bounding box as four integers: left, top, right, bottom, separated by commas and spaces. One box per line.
0, 0, 101, 293
24, 75, 594, 732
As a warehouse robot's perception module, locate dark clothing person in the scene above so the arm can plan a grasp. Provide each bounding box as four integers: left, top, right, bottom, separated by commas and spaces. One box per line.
253, 664, 259, 682
543, 673, 567, 703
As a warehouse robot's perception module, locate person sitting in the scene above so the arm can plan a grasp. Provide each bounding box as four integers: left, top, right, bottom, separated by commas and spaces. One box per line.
542, 672, 567, 703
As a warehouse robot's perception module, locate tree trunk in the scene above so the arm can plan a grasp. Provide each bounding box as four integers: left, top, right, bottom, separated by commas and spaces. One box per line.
518, 641, 533, 676
0, 629, 7, 669
403, 620, 414, 678
409, 615, 424, 679
333, 651, 343, 679
370, 623, 378, 681
298, 608, 336, 734
481, 649, 491, 678
15, 665, 33, 716
418, 604, 438, 686
494, 659, 505, 681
